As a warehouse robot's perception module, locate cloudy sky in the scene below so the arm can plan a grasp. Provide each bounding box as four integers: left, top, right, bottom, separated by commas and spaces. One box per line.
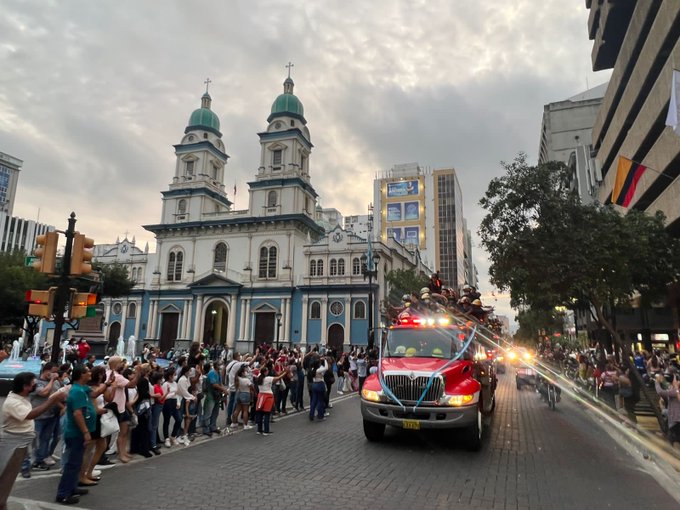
1, 0, 610, 322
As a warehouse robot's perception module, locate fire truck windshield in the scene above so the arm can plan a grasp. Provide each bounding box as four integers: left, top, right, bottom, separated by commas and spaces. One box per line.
385, 327, 464, 359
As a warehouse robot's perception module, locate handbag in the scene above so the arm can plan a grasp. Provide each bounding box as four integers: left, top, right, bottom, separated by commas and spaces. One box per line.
100, 410, 120, 437
135, 399, 151, 416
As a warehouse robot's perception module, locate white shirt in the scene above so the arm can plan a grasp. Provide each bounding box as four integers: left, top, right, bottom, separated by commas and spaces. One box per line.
349, 356, 357, 371
162, 381, 178, 400
227, 361, 246, 392
258, 376, 274, 394
236, 376, 251, 392
313, 361, 328, 383
177, 375, 195, 401
1, 392, 34, 436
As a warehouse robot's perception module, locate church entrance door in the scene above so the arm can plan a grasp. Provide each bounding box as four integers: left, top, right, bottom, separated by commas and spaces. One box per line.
203, 301, 229, 346
328, 323, 345, 354
107, 322, 121, 349
159, 312, 179, 352
254, 312, 275, 349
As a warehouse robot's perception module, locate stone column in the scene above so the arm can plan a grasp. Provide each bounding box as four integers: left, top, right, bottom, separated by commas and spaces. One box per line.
226, 297, 237, 348
300, 296, 308, 345
320, 298, 328, 344
134, 300, 141, 339
243, 299, 252, 342
193, 295, 204, 342
344, 297, 352, 347
147, 300, 156, 340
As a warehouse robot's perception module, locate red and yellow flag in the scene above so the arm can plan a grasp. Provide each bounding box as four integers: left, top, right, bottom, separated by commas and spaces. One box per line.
611, 156, 647, 207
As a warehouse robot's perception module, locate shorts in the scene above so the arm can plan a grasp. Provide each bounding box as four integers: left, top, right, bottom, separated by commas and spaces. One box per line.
118, 410, 131, 423
91, 415, 101, 440
182, 399, 198, 418
237, 391, 251, 405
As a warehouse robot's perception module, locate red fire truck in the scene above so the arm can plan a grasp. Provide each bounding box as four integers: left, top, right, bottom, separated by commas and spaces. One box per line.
360, 312, 497, 450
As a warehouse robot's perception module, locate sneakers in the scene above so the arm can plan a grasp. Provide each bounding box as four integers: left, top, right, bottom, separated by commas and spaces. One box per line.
178, 435, 188, 445
165, 438, 171, 448
262, 432, 273, 436
91, 469, 101, 477
44, 457, 57, 466
55, 495, 80, 505
328, 403, 333, 408
337, 391, 344, 395
256, 431, 262, 435
21, 471, 31, 478
33, 461, 50, 471
324, 411, 330, 417
243, 425, 254, 430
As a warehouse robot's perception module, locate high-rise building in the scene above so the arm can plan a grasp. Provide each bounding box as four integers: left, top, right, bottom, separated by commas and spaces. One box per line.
0, 212, 53, 254
0, 151, 22, 216
343, 214, 371, 238
538, 83, 608, 203
373, 164, 466, 288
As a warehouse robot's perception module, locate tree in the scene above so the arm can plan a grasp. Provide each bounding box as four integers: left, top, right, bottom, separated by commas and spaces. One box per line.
0, 251, 49, 328
97, 262, 136, 297
514, 307, 564, 345
385, 268, 429, 306
480, 153, 680, 428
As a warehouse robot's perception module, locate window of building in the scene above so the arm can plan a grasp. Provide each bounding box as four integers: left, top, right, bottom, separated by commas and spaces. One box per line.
329, 300, 343, 316
337, 259, 345, 276
177, 199, 187, 215
128, 302, 137, 318
310, 259, 317, 276
258, 245, 277, 279
310, 301, 321, 319
272, 150, 282, 169
354, 301, 366, 319
136, 267, 143, 282
214, 242, 227, 272
185, 160, 194, 176
352, 257, 361, 275
131, 267, 137, 281
317, 259, 324, 276
112, 302, 122, 315
267, 190, 277, 207
167, 250, 183, 281
329, 259, 337, 276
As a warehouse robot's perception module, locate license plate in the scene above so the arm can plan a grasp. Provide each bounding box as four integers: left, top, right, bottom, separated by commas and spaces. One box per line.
403, 419, 420, 430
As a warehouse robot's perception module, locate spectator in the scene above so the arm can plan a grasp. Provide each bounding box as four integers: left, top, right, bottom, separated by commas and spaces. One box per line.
225, 353, 245, 428
105, 356, 140, 464
254, 366, 287, 435
130, 364, 153, 458
357, 353, 368, 392
30, 362, 62, 471
80, 366, 110, 486
161, 368, 181, 447
56, 365, 96, 505
231, 364, 253, 430
202, 361, 227, 437
655, 373, 680, 447
149, 371, 165, 452
176, 365, 196, 445
1, 372, 64, 479
308, 356, 329, 422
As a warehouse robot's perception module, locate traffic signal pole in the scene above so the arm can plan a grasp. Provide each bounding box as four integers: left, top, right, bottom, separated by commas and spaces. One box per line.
50, 212, 77, 364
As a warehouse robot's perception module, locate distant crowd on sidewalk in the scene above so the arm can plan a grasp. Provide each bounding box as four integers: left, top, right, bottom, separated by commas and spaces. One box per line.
1, 340, 378, 505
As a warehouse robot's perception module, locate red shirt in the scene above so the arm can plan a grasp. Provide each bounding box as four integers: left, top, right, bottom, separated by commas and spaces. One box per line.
77, 341, 91, 359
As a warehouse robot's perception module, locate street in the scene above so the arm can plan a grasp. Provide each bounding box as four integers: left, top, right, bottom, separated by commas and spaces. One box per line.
9, 373, 679, 510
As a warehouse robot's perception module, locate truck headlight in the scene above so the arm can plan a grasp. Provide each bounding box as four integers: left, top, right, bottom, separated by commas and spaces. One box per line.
445, 394, 476, 406
361, 389, 382, 402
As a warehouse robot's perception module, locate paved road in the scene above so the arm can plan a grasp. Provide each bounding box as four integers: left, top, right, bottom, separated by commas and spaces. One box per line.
9, 373, 679, 509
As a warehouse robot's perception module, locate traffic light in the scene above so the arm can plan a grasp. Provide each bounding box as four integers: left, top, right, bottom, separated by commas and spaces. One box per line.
26, 288, 56, 318
32, 232, 59, 274
70, 233, 95, 275
69, 291, 97, 319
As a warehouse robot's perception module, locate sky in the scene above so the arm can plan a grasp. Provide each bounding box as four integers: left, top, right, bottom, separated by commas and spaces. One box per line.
0, 0, 611, 325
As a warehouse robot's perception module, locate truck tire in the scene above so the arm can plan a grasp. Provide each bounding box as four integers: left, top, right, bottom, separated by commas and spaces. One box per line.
363, 420, 385, 442
463, 408, 482, 451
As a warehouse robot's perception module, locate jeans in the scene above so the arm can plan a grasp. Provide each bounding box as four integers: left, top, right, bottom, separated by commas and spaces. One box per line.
309, 382, 326, 420
288, 381, 299, 408
56, 436, 85, 499
337, 375, 345, 393
296, 379, 305, 409
50, 414, 64, 460
34, 415, 58, 464
255, 411, 271, 433
150, 403, 163, 448
162, 399, 182, 439
202, 397, 220, 432
226, 391, 237, 426
277, 386, 289, 413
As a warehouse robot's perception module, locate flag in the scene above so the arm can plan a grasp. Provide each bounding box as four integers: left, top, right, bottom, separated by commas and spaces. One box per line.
233, 183, 237, 196
611, 156, 647, 207
666, 69, 680, 133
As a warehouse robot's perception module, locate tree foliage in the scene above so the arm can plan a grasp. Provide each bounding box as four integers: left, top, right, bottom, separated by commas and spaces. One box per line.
385, 269, 429, 306
0, 251, 49, 327
514, 307, 564, 345
97, 262, 136, 297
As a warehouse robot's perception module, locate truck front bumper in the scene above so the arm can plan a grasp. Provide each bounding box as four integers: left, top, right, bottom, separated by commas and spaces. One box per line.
361, 400, 478, 429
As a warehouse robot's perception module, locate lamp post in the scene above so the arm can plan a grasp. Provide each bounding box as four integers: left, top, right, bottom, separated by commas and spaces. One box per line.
275, 311, 282, 348
360, 250, 380, 350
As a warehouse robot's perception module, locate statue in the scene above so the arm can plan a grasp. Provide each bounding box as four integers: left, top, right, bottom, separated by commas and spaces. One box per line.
10, 339, 21, 360
127, 335, 136, 360
116, 335, 125, 356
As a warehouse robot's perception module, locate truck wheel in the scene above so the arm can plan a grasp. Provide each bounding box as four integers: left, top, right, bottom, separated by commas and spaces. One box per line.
463, 408, 482, 451
363, 420, 385, 442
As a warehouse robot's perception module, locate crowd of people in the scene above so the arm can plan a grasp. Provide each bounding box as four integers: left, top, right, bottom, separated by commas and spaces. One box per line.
1, 340, 378, 505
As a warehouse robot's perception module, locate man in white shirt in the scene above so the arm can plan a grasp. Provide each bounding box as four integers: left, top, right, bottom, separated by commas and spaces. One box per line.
225, 354, 246, 427
1, 372, 65, 478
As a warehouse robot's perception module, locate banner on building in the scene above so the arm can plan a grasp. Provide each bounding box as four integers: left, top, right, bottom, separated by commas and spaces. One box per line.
665, 69, 680, 134
404, 226, 419, 246
387, 180, 419, 197
386, 203, 402, 221
404, 201, 419, 220
386, 228, 402, 242
612, 156, 647, 207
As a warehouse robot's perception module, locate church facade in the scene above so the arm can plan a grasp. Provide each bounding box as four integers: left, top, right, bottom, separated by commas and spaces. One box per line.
98, 76, 430, 353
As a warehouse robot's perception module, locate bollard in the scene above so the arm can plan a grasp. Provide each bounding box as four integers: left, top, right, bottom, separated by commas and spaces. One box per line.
0, 446, 28, 510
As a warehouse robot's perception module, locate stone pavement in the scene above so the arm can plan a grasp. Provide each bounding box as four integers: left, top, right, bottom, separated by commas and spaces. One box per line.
9, 374, 680, 510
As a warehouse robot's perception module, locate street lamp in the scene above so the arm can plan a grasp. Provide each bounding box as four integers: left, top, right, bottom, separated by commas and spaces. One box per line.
275, 311, 282, 348
360, 250, 380, 350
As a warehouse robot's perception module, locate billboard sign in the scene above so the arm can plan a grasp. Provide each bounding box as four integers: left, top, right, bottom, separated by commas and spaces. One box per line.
404, 226, 419, 246
404, 201, 419, 220
386, 203, 402, 222
386, 180, 419, 197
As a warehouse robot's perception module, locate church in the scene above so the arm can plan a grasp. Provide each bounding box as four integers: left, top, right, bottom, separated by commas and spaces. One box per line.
97, 74, 430, 353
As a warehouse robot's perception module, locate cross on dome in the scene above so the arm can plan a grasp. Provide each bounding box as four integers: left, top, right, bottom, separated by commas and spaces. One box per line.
204, 77, 212, 94
285, 62, 294, 79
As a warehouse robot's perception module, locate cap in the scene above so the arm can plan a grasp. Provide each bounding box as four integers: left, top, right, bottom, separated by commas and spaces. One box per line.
472, 299, 482, 306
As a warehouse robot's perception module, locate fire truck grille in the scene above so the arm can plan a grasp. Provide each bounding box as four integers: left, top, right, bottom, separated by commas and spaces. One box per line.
383, 375, 443, 403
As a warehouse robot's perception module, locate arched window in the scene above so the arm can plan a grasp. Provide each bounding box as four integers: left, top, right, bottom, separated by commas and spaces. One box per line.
267, 190, 277, 207
310, 301, 321, 319
338, 259, 345, 276
136, 267, 143, 282
131, 267, 137, 281
317, 259, 324, 276
354, 301, 366, 319
177, 199, 187, 215
213, 242, 227, 272
185, 160, 194, 176
330, 259, 338, 276
352, 257, 361, 275
167, 250, 183, 281
310, 259, 317, 276
128, 302, 137, 318
258, 245, 277, 279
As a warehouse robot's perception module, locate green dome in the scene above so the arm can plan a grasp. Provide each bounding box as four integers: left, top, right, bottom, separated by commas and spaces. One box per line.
185, 92, 221, 135
267, 77, 306, 124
